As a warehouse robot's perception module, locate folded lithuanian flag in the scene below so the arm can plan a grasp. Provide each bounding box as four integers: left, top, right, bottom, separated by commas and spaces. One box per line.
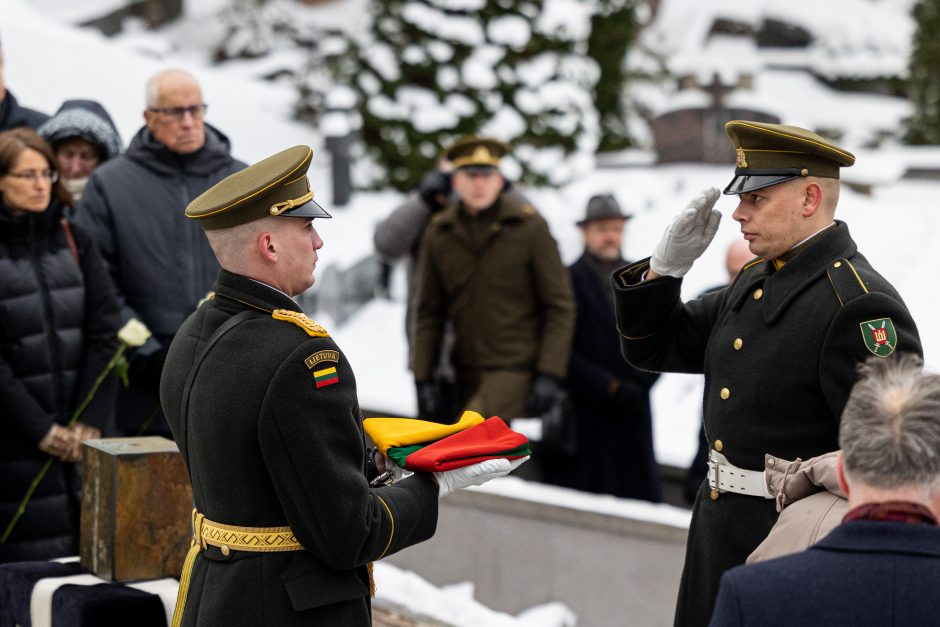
386, 417, 531, 472
363, 410, 485, 455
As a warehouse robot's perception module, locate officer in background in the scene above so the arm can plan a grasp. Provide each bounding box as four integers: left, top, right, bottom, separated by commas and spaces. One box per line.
561, 194, 660, 501
611, 121, 922, 626
413, 136, 575, 424
161, 146, 520, 626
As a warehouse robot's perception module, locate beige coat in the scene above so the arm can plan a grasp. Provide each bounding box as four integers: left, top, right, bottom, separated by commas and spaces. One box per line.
748, 451, 848, 564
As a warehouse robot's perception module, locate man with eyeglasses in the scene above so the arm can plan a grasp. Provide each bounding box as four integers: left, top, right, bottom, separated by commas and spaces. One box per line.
77, 68, 245, 439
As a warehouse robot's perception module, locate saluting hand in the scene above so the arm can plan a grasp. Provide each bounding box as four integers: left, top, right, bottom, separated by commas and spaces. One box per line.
650, 187, 722, 278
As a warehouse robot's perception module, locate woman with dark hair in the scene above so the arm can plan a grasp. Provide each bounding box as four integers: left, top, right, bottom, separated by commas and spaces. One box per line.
0, 128, 120, 562
38, 99, 122, 202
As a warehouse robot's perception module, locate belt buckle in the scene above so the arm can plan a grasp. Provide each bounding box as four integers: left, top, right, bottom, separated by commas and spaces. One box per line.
707, 452, 722, 492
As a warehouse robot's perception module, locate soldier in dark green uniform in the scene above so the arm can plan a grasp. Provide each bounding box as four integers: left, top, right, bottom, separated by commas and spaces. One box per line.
611, 121, 922, 626
160, 145, 520, 626
413, 135, 575, 423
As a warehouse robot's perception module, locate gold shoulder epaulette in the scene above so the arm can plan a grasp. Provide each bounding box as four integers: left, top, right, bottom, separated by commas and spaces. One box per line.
272, 309, 330, 337
197, 291, 216, 308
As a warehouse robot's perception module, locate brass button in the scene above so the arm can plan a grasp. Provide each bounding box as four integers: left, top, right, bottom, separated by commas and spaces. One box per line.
710, 489, 719, 500
714, 439, 724, 452
720, 387, 730, 400
733, 338, 743, 350
833, 261, 841, 268
753, 288, 763, 300
220, 545, 230, 556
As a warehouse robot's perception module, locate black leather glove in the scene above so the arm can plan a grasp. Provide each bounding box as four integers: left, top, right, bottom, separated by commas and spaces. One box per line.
529, 374, 562, 417
416, 381, 443, 421
418, 170, 453, 212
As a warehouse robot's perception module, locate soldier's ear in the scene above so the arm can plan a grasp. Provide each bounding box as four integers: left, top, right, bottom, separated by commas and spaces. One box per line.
800, 181, 822, 218
257, 232, 278, 262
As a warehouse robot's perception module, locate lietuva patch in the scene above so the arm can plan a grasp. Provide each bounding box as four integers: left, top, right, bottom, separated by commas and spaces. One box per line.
860, 318, 897, 357
305, 350, 339, 370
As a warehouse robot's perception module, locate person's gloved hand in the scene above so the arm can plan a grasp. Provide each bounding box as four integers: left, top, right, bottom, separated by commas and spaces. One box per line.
433, 457, 528, 498
418, 170, 453, 212
650, 187, 722, 278
529, 374, 562, 416
416, 380, 443, 421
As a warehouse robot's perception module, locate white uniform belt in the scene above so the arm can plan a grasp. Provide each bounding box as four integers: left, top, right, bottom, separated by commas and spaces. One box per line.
707, 450, 773, 498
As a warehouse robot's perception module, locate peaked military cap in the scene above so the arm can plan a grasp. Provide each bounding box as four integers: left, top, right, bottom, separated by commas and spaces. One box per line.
577, 193, 632, 226
723, 121, 856, 195
186, 145, 331, 230
445, 135, 509, 172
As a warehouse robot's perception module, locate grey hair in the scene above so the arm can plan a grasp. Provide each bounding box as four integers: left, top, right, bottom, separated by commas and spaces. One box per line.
840, 353, 940, 497
145, 68, 200, 108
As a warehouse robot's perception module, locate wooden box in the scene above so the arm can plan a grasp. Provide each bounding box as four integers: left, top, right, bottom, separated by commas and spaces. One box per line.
80, 437, 193, 582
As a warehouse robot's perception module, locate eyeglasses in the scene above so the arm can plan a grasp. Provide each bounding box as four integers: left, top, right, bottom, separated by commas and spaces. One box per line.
5, 170, 59, 183
148, 104, 208, 122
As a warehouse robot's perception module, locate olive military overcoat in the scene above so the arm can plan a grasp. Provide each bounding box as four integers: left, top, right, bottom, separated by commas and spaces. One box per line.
161, 270, 439, 626
413, 192, 575, 413
611, 222, 921, 627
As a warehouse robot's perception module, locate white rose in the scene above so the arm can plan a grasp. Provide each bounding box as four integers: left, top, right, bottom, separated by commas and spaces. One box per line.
117, 319, 152, 347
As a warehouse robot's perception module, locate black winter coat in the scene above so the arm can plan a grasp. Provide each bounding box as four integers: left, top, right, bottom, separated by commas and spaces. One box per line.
0, 91, 49, 132
561, 253, 660, 501
0, 202, 120, 562
77, 125, 245, 339
161, 271, 439, 625
612, 222, 921, 627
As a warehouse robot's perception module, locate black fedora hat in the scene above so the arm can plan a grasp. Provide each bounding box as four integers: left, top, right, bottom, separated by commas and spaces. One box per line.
576, 193, 632, 226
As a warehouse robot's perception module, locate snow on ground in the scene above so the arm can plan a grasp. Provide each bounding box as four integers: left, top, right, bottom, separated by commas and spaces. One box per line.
375, 560, 576, 627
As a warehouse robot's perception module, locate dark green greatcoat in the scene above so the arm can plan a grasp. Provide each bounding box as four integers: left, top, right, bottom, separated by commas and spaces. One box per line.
160, 270, 439, 626
611, 222, 921, 627
413, 191, 575, 417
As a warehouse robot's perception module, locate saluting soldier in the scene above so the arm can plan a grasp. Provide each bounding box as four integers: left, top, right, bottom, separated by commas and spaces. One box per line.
611, 121, 922, 626
413, 135, 575, 423
160, 146, 520, 626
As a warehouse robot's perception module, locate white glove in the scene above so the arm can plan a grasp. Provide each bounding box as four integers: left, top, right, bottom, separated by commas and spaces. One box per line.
433, 457, 529, 499
650, 187, 722, 278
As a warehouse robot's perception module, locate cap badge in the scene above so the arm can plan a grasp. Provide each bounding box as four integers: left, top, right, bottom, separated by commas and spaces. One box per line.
860, 318, 897, 357
735, 148, 748, 168
472, 145, 492, 162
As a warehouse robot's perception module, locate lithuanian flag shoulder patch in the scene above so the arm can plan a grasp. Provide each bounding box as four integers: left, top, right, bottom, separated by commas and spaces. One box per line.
313, 366, 340, 389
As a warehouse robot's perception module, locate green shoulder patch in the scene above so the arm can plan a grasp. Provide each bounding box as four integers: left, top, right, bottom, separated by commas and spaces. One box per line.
860, 318, 897, 357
